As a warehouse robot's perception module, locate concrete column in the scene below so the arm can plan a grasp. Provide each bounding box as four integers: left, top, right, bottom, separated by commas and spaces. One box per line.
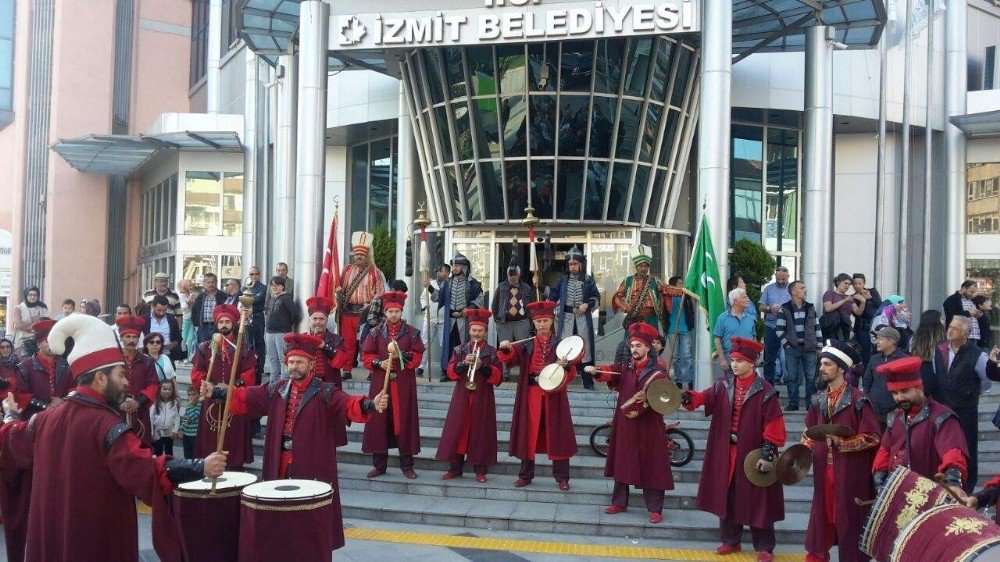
801, 26, 834, 302
943, 0, 967, 291
242, 50, 260, 275
292, 0, 329, 324
272, 54, 298, 269
396, 85, 417, 324
206, 0, 223, 113
694, 0, 731, 389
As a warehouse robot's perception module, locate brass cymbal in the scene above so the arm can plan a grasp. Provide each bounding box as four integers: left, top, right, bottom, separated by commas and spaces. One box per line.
744, 448, 778, 487
804, 424, 857, 441
646, 378, 683, 415
776, 444, 813, 485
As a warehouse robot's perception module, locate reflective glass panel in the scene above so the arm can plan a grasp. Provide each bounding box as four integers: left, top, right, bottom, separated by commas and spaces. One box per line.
624, 39, 653, 97
584, 161, 609, 220
649, 40, 674, 101
469, 96, 501, 158
765, 128, 799, 253
588, 96, 615, 158
528, 43, 557, 92
482, 160, 505, 220
639, 103, 663, 162
424, 51, 447, 105
614, 100, 642, 160
496, 44, 527, 94
671, 47, 693, 106
529, 95, 556, 157
532, 160, 555, 220
557, 95, 589, 157
659, 110, 679, 166
351, 144, 368, 230
593, 39, 626, 95
184, 171, 221, 236
506, 160, 528, 221
606, 163, 632, 222
444, 165, 465, 222
369, 139, 391, 229
557, 160, 583, 220
731, 124, 764, 245
501, 95, 527, 158
559, 41, 594, 92
467, 46, 496, 97
222, 172, 243, 237
435, 106, 454, 162
453, 102, 474, 160
628, 165, 651, 223
453, 242, 492, 298
182, 254, 216, 281
646, 168, 667, 226
444, 48, 467, 98
462, 163, 483, 221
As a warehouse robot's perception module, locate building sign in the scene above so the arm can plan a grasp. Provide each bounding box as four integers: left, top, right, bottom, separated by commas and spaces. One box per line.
331, 0, 699, 51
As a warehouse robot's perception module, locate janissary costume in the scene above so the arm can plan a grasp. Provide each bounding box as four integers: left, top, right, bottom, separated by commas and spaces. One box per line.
115, 315, 160, 446
336, 231, 388, 369
433, 252, 485, 377
548, 246, 600, 389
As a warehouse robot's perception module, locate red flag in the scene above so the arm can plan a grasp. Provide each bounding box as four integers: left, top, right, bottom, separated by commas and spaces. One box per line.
315, 211, 340, 301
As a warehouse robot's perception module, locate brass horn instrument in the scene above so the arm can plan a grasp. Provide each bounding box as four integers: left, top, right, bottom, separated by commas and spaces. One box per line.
465, 341, 480, 392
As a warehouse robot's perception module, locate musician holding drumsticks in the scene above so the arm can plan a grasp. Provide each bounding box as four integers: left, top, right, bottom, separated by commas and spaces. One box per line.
437, 308, 503, 483
497, 300, 578, 490
201, 333, 388, 553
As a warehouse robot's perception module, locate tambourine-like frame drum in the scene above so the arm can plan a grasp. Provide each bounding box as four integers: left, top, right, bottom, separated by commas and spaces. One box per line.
239, 479, 335, 562
174, 471, 258, 562
538, 363, 568, 394
556, 335, 586, 364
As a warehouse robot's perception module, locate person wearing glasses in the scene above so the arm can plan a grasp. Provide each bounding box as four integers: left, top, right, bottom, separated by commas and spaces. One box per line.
144, 333, 176, 382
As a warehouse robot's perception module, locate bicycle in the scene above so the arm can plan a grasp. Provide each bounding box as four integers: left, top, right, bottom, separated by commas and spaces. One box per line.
589, 419, 695, 467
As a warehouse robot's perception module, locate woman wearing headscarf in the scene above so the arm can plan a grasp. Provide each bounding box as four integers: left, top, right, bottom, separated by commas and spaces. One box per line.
10, 286, 48, 357
870, 295, 913, 350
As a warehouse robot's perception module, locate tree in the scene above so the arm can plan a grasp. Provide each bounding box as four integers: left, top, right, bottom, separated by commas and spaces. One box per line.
729, 239, 776, 339
371, 221, 396, 282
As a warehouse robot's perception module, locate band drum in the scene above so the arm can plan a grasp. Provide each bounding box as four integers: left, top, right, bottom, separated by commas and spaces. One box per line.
891, 503, 1000, 562
173, 471, 257, 562
239, 479, 335, 562
556, 335, 586, 364
861, 466, 951, 562
538, 363, 568, 394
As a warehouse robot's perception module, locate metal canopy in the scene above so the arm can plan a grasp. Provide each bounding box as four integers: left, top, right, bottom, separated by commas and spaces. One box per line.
238, 0, 885, 71
51, 131, 243, 176
950, 110, 1000, 140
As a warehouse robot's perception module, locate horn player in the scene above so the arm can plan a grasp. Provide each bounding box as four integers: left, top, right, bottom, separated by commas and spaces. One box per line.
802, 340, 881, 562
584, 322, 674, 524
680, 337, 785, 562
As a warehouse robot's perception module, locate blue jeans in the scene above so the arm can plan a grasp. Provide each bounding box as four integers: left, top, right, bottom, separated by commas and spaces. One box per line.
671, 331, 693, 386
763, 326, 782, 384
265, 332, 289, 379
784, 345, 817, 408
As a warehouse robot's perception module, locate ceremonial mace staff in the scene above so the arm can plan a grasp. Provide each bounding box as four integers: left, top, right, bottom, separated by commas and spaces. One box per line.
412, 203, 433, 382
211, 291, 255, 494
523, 205, 541, 301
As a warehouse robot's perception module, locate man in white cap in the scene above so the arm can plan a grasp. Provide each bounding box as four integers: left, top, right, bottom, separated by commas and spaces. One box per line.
335, 231, 388, 374
0, 314, 226, 562
143, 272, 181, 320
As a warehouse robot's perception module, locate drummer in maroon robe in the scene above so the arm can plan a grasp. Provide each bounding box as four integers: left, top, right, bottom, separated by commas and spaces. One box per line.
306, 296, 352, 388
191, 304, 257, 469
871, 356, 969, 492
202, 333, 388, 552
585, 322, 675, 523
681, 337, 786, 562
115, 315, 159, 446
437, 308, 503, 483
14, 318, 73, 410
497, 300, 578, 490
361, 290, 424, 479
0, 314, 226, 562
801, 340, 881, 562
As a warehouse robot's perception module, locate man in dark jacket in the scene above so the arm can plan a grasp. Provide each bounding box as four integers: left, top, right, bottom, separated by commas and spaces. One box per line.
862, 327, 909, 426
851, 273, 882, 364
490, 259, 535, 377
141, 295, 184, 364
264, 276, 300, 380
933, 315, 1000, 492
774, 280, 823, 410
245, 266, 268, 378
943, 280, 982, 332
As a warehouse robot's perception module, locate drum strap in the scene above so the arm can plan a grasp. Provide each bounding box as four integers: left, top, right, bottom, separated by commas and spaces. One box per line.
104, 423, 131, 453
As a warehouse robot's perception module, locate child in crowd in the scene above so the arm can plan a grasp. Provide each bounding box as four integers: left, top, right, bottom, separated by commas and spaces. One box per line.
180, 385, 202, 459
150, 379, 181, 456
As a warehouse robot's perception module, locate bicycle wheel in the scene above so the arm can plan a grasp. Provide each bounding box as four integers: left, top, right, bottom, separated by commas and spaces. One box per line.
666, 428, 695, 467
590, 424, 612, 458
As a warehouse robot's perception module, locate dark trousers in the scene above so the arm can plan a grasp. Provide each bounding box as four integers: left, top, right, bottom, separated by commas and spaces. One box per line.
953, 404, 979, 493
518, 458, 569, 482
373, 452, 414, 472
855, 326, 873, 364
579, 361, 595, 389
153, 437, 174, 457
182, 435, 196, 459
611, 481, 664, 514
763, 326, 781, 383
196, 324, 217, 345
450, 454, 488, 476
720, 484, 775, 553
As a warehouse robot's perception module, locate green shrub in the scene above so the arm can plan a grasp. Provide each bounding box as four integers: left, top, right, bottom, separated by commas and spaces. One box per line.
371, 221, 396, 282
730, 239, 776, 339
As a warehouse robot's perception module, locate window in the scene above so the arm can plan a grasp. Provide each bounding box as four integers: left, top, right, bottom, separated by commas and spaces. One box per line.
350, 137, 398, 237
0, 0, 14, 126
184, 171, 222, 236
220, 0, 240, 53
141, 174, 178, 247
222, 172, 243, 236
190, 0, 210, 86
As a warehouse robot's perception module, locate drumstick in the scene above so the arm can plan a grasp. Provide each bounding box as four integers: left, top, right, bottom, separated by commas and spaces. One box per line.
594, 370, 622, 375
855, 497, 875, 507
212, 294, 253, 494
505, 336, 535, 347
933, 473, 969, 504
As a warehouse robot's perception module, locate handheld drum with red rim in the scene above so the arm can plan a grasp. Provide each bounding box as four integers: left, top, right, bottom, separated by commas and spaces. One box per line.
556, 335, 586, 364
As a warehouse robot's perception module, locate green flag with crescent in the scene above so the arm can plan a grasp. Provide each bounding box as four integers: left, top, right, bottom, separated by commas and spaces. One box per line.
684, 215, 725, 352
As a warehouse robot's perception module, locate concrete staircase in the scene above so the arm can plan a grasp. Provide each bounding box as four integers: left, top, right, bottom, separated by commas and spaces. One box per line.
216, 372, 1000, 545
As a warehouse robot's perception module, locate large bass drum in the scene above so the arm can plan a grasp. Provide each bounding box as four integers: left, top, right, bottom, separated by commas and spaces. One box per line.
891, 503, 1000, 562
173, 471, 258, 562
861, 466, 952, 562
239, 479, 335, 562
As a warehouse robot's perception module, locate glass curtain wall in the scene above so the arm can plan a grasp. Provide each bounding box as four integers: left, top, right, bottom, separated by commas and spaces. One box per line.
401, 38, 700, 229
350, 137, 399, 238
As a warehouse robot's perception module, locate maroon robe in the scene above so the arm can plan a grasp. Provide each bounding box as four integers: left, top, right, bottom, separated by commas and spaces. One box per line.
228, 374, 369, 552
688, 374, 785, 528
360, 321, 424, 456
596, 358, 674, 491
15, 354, 73, 406
803, 384, 881, 562
191, 337, 257, 468
497, 337, 578, 460
0, 361, 29, 562
0, 386, 182, 562
872, 398, 970, 481
436, 341, 502, 467
123, 353, 159, 446
312, 330, 351, 446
